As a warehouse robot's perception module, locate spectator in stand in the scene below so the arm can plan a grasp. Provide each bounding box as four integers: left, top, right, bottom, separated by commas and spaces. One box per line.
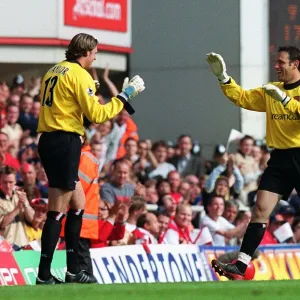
260, 214, 285, 245
123, 137, 139, 164
133, 140, 157, 184
134, 212, 160, 244
159, 194, 177, 220
156, 211, 171, 243
167, 170, 183, 204
0, 132, 20, 170
292, 217, 300, 243
144, 180, 159, 204
205, 144, 227, 175
10, 74, 25, 97
1, 104, 23, 149
200, 195, 248, 246
146, 140, 175, 180
203, 176, 230, 207
18, 93, 37, 137
223, 201, 239, 224
169, 135, 205, 178
25, 198, 48, 244
259, 148, 271, 171
35, 166, 49, 198
278, 205, 295, 225
31, 101, 40, 120
177, 180, 191, 203
251, 144, 263, 168
0, 166, 34, 248
185, 175, 202, 205
231, 135, 261, 204
161, 203, 193, 244
100, 158, 135, 205
115, 110, 139, 159
7, 94, 20, 106
156, 179, 172, 205
17, 163, 40, 201
112, 196, 146, 245
204, 153, 244, 201
90, 199, 129, 248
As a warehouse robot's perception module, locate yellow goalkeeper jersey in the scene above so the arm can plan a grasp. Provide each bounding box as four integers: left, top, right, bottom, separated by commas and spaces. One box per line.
220, 77, 300, 149
38, 60, 124, 136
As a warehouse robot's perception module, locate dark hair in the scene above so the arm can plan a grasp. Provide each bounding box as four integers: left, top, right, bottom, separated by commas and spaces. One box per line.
65, 33, 98, 60
155, 210, 171, 218
240, 135, 254, 145
177, 134, 192, 143
207, 194, 225, 206
152, 140, 168, 152
111, 157, 132, 169
278, 46, 300, 71
0, 165, 17, 176
136, 213, 148, 228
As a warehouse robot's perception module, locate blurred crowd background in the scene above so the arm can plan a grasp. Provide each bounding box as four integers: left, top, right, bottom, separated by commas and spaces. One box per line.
1, 66, 300, 253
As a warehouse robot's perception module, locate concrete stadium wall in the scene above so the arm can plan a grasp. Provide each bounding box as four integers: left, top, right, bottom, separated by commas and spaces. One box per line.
130, 0, 268, 157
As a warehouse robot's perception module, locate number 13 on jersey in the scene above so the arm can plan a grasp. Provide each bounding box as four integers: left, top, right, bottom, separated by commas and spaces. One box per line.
41, 76, 58, 107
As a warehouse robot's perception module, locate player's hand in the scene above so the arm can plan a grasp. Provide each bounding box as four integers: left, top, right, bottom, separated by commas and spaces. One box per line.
262, 84, 290, 106
206, 52, 230, 83
121, 75, 145, 100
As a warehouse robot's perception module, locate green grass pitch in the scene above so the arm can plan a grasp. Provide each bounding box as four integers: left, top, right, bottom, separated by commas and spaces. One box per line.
1, 280, 299, 300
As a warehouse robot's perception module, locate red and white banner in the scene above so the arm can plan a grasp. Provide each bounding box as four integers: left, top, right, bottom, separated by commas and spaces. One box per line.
0, 253, 26, 286
64, 0, 128, 32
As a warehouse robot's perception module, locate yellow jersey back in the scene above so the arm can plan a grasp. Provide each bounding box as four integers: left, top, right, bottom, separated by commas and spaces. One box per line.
38, 60, 124, 136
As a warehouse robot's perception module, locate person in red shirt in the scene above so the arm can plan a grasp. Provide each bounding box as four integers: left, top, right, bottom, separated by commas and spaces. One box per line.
167, 171, 183, 204
0, 132, 20, 170
260, 214, 285, 245
90, 199, 130, 248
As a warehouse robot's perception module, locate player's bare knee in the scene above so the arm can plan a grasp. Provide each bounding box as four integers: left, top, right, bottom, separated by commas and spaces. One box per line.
251, 205, 268, 221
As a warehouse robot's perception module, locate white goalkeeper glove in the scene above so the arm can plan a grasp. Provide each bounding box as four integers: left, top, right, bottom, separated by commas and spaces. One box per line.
119, 75, 145, 101
262, 84, 290, 106
206, 52, 230, 83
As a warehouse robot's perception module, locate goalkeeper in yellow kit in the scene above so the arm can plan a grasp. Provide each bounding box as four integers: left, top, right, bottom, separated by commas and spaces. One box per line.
36, 33, 145, 284
207, 46, 300, 280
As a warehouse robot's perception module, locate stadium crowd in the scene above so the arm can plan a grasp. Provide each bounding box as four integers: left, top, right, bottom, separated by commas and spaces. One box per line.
0, 67, 300, 254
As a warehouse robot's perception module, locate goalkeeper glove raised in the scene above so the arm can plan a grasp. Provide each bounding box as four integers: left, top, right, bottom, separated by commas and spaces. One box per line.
119, 75, 145, 101
206, 52, 230, 83
262, 84, 290, 106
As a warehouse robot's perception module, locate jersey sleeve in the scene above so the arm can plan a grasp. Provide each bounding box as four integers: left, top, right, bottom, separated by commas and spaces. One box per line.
220, 77, 267, 112
75, 71, 124, 123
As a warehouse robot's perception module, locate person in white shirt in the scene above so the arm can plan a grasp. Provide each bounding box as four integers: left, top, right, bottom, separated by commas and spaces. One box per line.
200, 195, 248, 246
147, 140, 175, 179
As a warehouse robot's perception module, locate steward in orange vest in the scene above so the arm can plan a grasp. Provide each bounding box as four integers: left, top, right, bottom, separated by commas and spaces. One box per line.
61, 148, 100, 274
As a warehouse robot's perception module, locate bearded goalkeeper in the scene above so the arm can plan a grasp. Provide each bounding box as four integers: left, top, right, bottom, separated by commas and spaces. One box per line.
207, 46, 300, 280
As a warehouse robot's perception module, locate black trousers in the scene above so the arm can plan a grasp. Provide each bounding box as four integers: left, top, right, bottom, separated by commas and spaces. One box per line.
78, 238, 93, 275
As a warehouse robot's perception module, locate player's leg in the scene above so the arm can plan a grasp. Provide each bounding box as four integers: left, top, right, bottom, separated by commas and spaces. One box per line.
37, 131, 81, 284
212, 190, 280, 280
212, 149, 293, 280
64, 182, 97, 283
65, 181, 85, 275
37, 187, 72, 283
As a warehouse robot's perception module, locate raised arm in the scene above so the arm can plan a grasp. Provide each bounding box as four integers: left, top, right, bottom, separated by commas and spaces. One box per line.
206, 52, 266, 112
